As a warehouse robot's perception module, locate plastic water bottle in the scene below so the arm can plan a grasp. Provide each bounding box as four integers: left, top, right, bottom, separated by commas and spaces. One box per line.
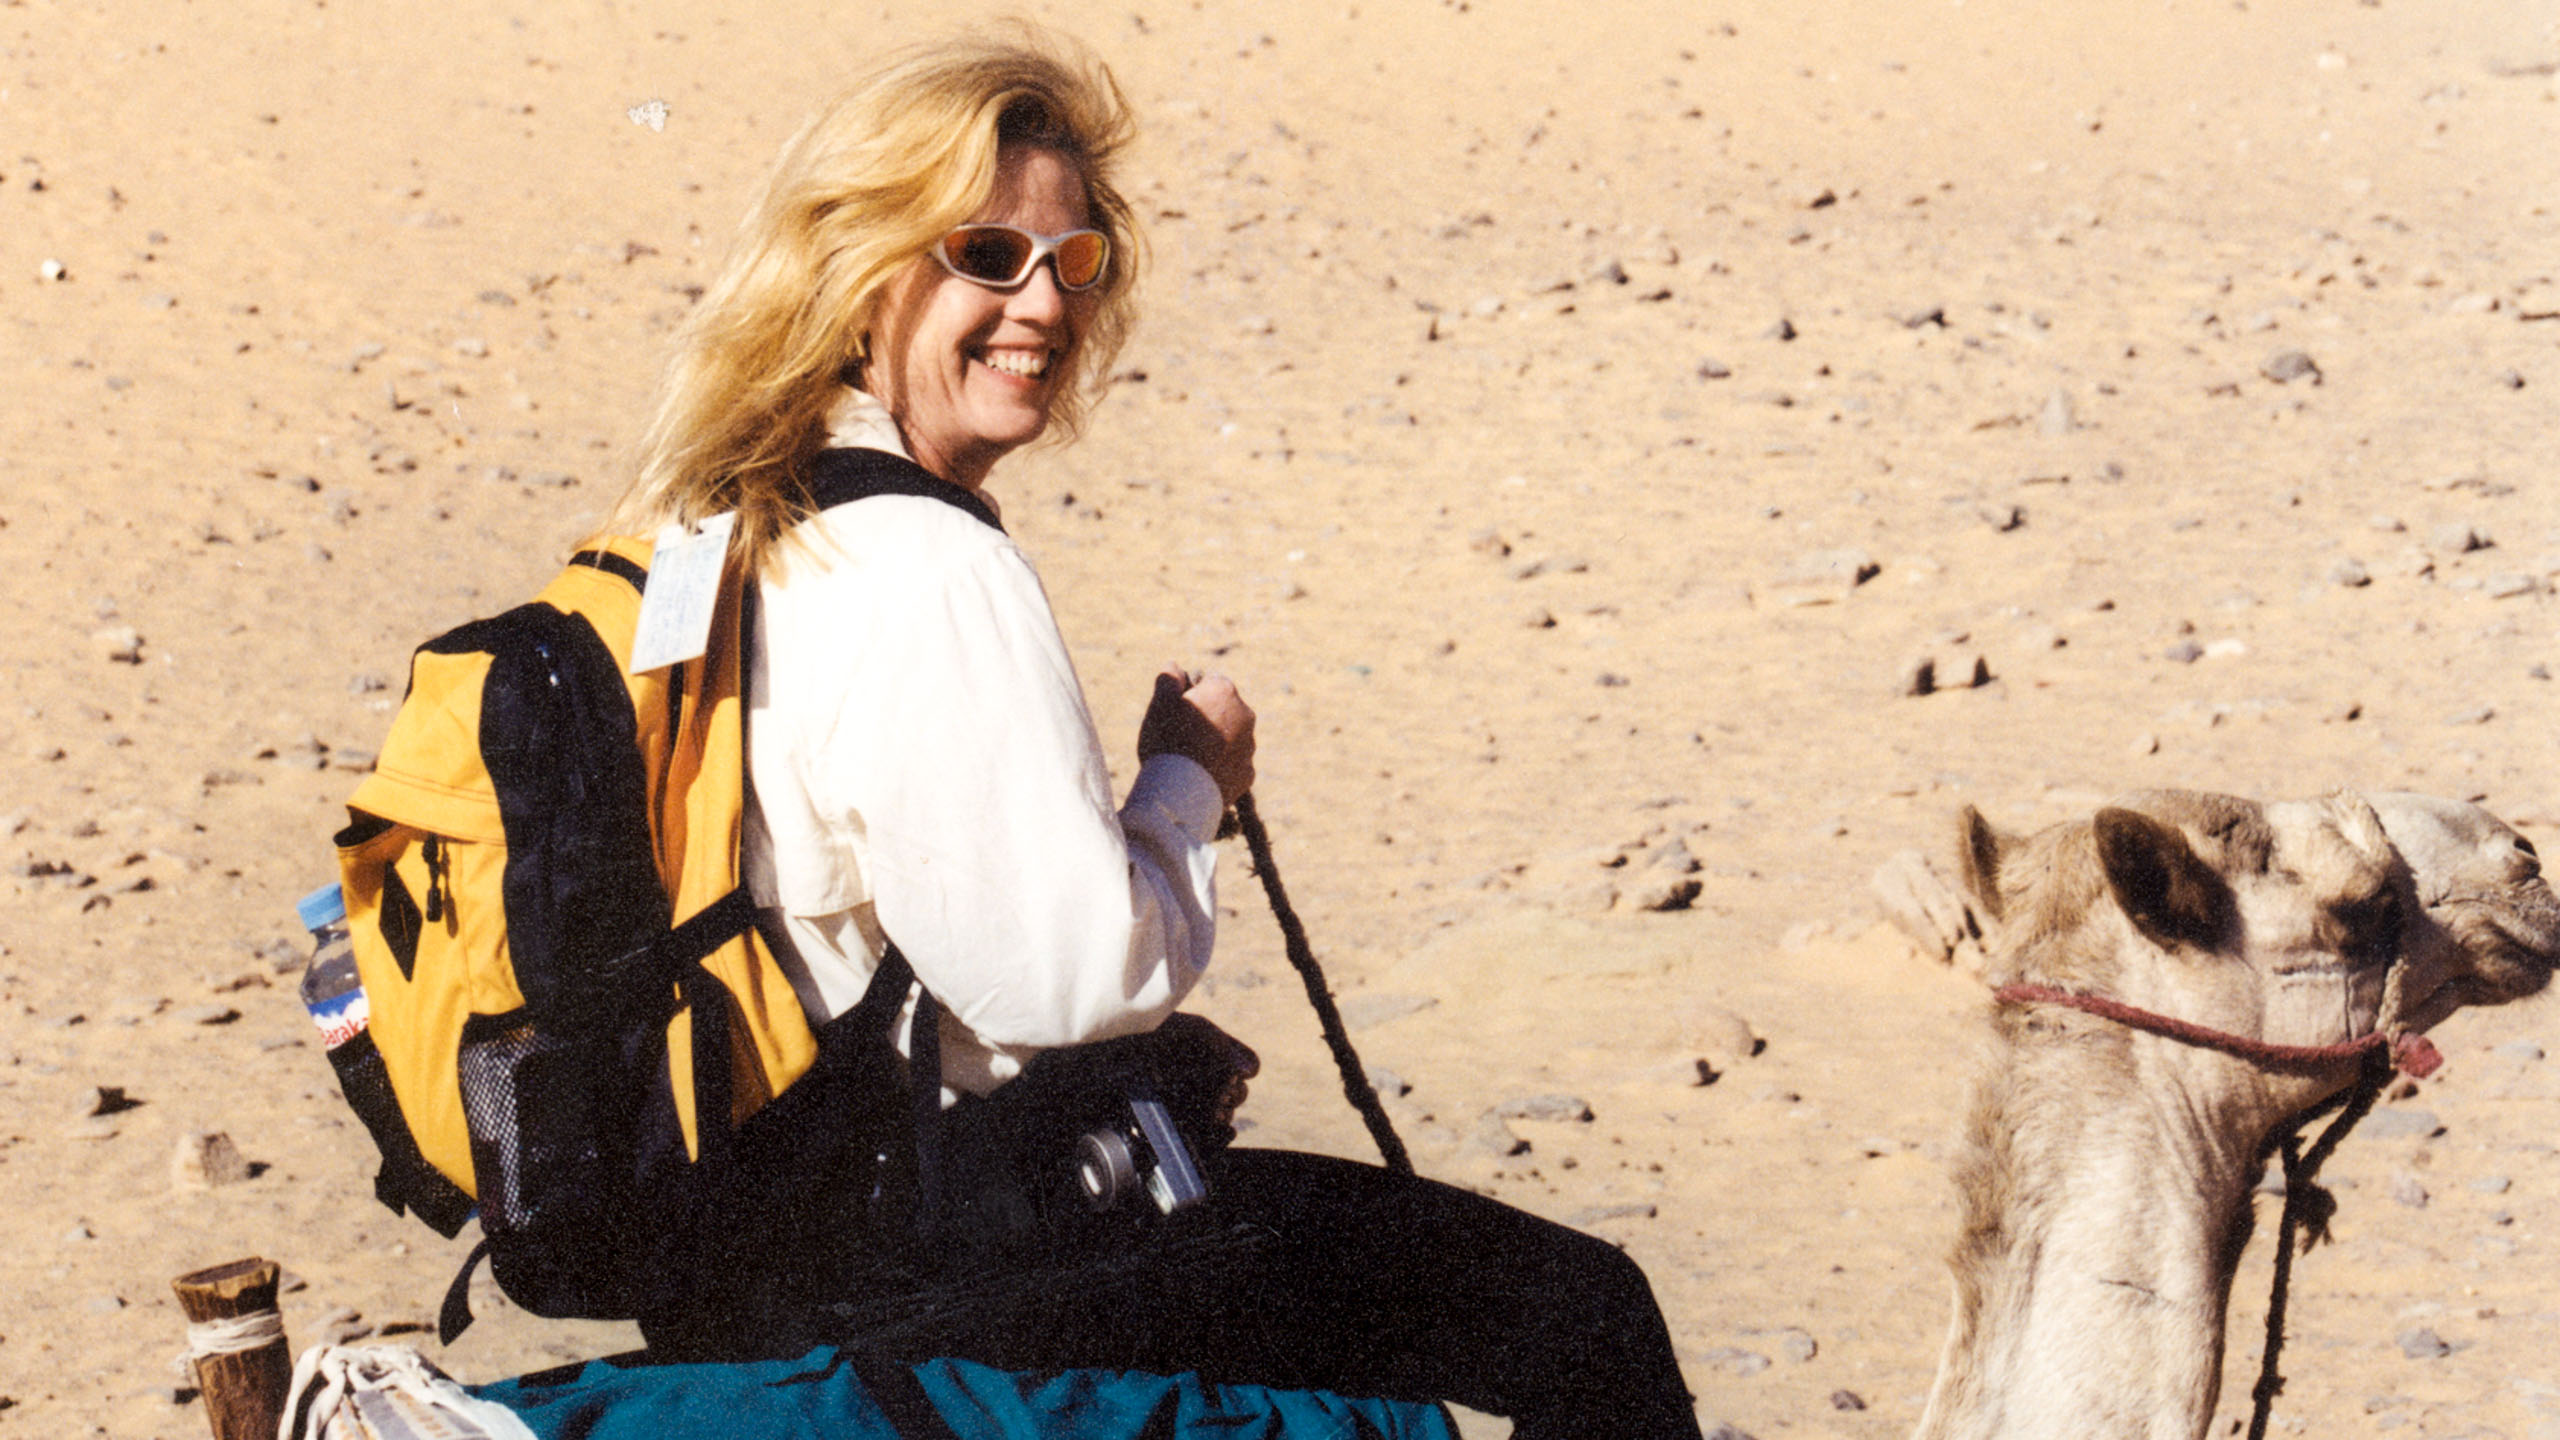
297, 883, 370, 1052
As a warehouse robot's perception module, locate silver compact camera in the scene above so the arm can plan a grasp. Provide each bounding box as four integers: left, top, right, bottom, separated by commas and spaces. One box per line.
1072, 1079, 1208, 1215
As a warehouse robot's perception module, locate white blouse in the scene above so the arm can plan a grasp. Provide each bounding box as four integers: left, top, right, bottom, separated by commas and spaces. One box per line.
741, 391, 1223, 1098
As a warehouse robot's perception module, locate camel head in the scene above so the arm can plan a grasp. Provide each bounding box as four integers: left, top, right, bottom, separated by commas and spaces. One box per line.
1919, 789, 2559, 1440
1955, 790, 2409, 1111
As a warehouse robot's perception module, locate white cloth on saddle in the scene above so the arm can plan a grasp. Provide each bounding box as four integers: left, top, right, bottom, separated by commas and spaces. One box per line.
282, 1343, 538, 1440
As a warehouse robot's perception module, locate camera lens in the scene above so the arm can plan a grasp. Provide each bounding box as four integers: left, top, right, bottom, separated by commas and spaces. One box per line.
1075, 1129, 1137, 1211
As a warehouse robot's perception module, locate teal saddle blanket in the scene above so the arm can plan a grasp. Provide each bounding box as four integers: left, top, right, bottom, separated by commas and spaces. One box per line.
471, 1348, 1456, 1440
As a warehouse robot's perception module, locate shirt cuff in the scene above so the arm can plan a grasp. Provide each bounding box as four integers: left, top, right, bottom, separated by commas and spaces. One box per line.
1125, 753, 1223, 839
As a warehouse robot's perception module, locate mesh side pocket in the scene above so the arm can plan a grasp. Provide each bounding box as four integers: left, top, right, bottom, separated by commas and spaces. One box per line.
456, 1018, 546, 1232
457, 1014, 646, 1317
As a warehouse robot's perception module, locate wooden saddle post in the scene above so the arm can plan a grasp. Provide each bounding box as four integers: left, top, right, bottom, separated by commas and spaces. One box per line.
172, 1257, 294, 1440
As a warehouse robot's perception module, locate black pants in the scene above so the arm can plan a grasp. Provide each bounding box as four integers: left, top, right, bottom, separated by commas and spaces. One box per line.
647, 1147, 1701, 1440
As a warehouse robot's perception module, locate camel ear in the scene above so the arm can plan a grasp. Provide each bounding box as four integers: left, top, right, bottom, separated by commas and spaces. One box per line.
2094, 807, 2234, 951
1955, 805, 2007, 921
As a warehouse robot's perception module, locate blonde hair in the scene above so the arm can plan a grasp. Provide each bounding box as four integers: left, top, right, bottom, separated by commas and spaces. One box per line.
610, 26, 1139, 570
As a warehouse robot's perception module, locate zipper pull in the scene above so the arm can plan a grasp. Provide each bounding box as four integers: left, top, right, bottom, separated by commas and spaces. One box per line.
422, 835, 449, 925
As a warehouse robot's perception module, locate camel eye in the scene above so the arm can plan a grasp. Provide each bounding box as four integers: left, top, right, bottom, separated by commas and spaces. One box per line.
2334, 889, 2402, 961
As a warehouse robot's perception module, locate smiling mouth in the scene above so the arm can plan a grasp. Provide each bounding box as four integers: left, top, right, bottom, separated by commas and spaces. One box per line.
977, 348, 1052, 380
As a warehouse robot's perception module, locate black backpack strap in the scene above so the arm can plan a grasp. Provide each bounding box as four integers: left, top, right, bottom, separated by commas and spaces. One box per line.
903, 953, 947, 1246
438, 1236, 493, 1344
568, 546, 651, 592
803, 447, 1005, 534
664, 887, 759, 1170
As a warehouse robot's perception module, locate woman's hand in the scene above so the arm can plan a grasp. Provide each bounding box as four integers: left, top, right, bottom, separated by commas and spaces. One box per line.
1155, 1012, 1260, 1131
1138, 666, 1256, 808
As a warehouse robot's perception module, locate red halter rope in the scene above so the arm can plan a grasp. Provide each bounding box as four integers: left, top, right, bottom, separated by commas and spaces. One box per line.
1993, 984, 2444, 1079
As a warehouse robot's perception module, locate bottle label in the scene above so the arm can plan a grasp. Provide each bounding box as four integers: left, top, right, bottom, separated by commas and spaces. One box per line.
307, 988, 371, 1051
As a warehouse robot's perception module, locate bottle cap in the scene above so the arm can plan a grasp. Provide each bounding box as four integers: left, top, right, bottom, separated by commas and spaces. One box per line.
297, 883, 348, 932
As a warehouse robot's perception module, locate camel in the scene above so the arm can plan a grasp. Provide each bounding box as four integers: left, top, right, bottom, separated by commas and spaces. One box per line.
1907, 789, 2560, 1440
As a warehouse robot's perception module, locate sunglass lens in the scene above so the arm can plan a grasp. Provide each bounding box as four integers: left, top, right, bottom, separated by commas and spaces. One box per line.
947, 227, 1034, 285
1055, 232, 1108, 289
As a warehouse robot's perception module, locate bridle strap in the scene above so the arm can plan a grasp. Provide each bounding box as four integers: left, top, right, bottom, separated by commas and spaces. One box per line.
1993, 984, 2443, 1078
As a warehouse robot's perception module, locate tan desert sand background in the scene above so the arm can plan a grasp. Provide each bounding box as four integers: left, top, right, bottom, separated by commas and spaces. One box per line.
5, 0, 2559, 1435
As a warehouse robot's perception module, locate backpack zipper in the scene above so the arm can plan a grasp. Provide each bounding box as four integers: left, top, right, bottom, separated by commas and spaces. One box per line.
421, 835, 451, 925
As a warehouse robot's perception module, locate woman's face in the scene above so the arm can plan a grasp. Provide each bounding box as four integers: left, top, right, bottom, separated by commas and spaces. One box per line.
870, 144, 1101, 489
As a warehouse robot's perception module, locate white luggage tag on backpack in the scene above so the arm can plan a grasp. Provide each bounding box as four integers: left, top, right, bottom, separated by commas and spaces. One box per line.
628, 511, 735, 674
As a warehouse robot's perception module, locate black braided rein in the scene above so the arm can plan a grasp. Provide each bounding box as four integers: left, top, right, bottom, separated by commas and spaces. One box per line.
1231, 792, 1413, 1177
2246, 1049, 2391, 1440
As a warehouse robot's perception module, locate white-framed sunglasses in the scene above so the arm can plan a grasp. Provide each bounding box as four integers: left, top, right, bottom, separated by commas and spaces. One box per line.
932, 224, 1112, 292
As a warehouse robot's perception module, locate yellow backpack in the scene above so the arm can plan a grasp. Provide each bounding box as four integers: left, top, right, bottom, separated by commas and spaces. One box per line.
328, 449, 978, 1335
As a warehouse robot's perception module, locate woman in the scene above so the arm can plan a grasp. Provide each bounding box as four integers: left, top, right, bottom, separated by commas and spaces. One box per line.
606, 30, 1702, 1440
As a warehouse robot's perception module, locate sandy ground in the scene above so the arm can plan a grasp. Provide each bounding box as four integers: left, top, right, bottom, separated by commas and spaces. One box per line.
4, 0, 2559, 1435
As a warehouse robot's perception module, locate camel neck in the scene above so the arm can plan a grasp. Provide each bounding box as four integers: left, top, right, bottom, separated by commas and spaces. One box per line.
1915, 1060, 2276, 1440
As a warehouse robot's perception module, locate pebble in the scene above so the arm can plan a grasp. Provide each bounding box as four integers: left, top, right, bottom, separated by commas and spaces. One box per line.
2328, 557, 2373, 587
1567, 1202, 1657, 1225
39, 257, 67, 282
452, 337, 490, 358
174, 1004, 241, 1026
2497, 1041, 2545, 1062
2363, 1108, 2444, 1139
1736, 1326, 1818, 1363
91, 626, 144, 663
2391, 1171, 2428, 1208
1900, 656, 1938, 697
2444, 705, 2495, 726
1766, 548, 1878, 607
1695, 357, 1732, 379
1495, 1094, 1594, 1123
2470, 1175, 2512, 1195
1469, 1114, 1529, 1157
2496, 368, 2526, 390
1365, 1067, 1411, 1099
1762, 317, 1796, 342
172, 1130, 253, 1190
2037, 388, 2074, 436
1978, 502, 2025, 532
1829, 1390, 1868, 1411
2261, 349, 2322, 384
1619, 867, 1701, 912
1643, 837, 1703, 876
2484, 572, 2542, 599
2395, 1327, 2452, 1359
2164, 640, 2204, 664
1703, 1426, 1761, 1440
74, 1085, 134, 1118
83, 1294, 126, 1315
1698, 1347, 1771, 1378
313, 1305, 372, 1345
2430, 522, 2492, 553
1684, 1002, 1763, 1077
